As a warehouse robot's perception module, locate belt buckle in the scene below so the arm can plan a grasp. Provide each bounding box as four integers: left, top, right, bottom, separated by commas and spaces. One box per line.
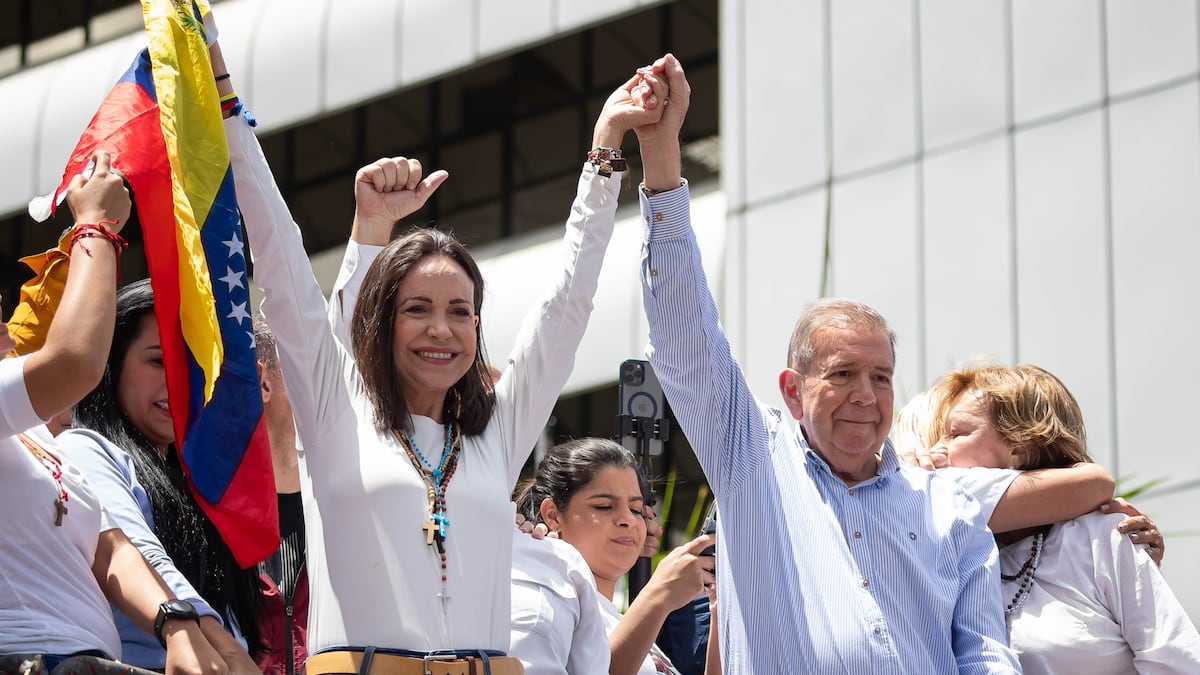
422, 654, 459, 675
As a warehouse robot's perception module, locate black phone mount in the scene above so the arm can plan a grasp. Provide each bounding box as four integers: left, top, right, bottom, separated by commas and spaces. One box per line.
616, 413, 670, 601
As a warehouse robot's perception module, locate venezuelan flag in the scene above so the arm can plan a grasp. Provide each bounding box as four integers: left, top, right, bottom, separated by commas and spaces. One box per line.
30, 0, 278, 568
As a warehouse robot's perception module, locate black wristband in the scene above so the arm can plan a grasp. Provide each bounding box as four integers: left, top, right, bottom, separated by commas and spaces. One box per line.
154, 599, 200, 648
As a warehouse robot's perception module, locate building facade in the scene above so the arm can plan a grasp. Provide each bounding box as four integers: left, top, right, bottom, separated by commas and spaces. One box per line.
2, 0, 1197, 622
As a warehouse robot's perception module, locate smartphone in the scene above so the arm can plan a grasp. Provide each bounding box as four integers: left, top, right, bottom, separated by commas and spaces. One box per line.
700, 502, 717, 557
617, 359, 666, 457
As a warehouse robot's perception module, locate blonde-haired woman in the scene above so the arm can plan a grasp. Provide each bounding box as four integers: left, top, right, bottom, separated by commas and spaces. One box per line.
903, 363, 1200, 674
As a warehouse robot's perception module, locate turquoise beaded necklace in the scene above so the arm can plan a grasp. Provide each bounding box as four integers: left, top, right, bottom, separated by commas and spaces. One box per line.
397, 421, 462, 554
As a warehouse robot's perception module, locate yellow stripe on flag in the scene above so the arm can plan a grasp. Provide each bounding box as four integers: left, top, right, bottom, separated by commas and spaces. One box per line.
142, 0, 224, 402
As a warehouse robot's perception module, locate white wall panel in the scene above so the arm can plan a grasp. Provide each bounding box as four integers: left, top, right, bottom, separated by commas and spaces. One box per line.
718, 0, 746, 211
741, 190, 829, 410
247, 0, 323, 129
479, 1, 553, 59
922, 139, 1013, 381
1105, 0, 1197, 97
918, 0, 1007, 150
1011, 0, 1102, 123
830, 0, 916, 176
33, 37, 140, 200
1013, 111, 1113, 466
743, 0, 826, 203
1109, 80, 1200, 610
829, 165, 921, 401
324, 0, 401, 109
400, 0, 475, 85
0, 69, 55, 210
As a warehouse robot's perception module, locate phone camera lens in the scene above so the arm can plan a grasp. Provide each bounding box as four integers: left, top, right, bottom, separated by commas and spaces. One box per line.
621, 362, 646, 386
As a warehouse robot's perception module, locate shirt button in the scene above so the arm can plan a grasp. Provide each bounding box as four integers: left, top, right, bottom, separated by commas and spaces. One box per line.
654, 212, 664, 222
861, 578, 870, 588
873, 626, 881, 635
848, 488, 854, 495
853, 531, 862, 539
650, 268, 659, 277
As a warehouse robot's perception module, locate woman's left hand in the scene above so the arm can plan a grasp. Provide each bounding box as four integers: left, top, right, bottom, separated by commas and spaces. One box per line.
1101, 498, 1165, 566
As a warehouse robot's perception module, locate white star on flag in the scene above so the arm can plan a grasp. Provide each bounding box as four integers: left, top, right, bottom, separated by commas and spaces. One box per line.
227, 301, 251, 326
219, 266, 245, 292
247, 330, 256, 349
223, 231, 245, 259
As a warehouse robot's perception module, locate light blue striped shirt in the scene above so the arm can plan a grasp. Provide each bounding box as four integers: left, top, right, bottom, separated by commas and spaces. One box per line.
639, 184, 1020, 674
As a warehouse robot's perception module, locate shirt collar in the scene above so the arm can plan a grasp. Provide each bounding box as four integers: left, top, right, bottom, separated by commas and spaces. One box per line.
795, 427, 899, 485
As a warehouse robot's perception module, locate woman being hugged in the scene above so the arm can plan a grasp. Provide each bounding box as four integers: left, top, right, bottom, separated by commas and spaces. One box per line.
911, 364, 1200, 674
217, 39, 674, 671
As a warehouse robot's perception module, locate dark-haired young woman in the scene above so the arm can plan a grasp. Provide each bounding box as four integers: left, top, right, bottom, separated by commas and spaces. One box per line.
513, 438, 714, 675
56, 278, 260, 673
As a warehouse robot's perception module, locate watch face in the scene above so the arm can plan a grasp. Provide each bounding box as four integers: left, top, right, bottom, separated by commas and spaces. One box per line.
162, 599, 198, 618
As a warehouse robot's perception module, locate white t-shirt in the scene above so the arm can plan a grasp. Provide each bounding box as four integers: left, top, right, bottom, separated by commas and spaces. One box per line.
1003, 511, 1200, 674
0, 356, 122, 658
227, 114, 620, 653
596, 595, 680, 675
509, 532, 609, 674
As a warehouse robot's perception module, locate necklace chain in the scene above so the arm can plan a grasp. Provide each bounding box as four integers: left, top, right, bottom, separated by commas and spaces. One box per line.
396, 421, 462, 614
18, 434, 69, 526
1002, 532, 1044, 616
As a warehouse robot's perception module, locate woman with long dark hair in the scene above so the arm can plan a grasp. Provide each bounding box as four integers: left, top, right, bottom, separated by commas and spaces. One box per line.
57, 278, 260, 672
214, 34, 685, 671
1, 151, 230, 675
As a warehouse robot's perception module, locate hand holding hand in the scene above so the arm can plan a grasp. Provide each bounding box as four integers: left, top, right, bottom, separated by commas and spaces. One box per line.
1101, 498, 1165, 566
352, 157, 449, 245
65, 151, 130, 233
592, 64, 669, 149
631, 53, 690, 148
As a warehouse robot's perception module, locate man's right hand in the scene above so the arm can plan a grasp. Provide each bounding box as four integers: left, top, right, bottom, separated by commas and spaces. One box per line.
65, 150, 130, 233
350, 157, 448, 245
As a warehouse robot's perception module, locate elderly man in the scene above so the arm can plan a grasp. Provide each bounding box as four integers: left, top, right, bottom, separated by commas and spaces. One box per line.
636, 63, 1019, 674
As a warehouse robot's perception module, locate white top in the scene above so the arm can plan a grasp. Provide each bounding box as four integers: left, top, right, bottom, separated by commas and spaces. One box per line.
936, 467, 1019, 526
226, 114, 620, 652
55, 428, 224, 668
509, 532, 610, 674
596, 596, 680, 675
0, 356, 122, 658
950, 466, 1200, 673
1003, 511, 1200, 674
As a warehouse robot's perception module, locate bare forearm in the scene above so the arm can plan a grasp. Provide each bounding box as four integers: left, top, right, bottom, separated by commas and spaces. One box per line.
989, 463, 1115, 533
92, 528, 174, 634
639, 138, 682, 193
607, 589, 673, 675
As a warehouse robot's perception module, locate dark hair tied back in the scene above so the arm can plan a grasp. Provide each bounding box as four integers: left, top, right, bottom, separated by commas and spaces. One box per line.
515, 438, 645, 524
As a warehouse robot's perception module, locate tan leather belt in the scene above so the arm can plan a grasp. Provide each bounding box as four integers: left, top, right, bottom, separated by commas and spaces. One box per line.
306, 650, 524, 675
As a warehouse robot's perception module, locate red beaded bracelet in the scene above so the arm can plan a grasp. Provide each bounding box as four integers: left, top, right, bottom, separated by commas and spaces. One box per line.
70, 221, 128, 259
